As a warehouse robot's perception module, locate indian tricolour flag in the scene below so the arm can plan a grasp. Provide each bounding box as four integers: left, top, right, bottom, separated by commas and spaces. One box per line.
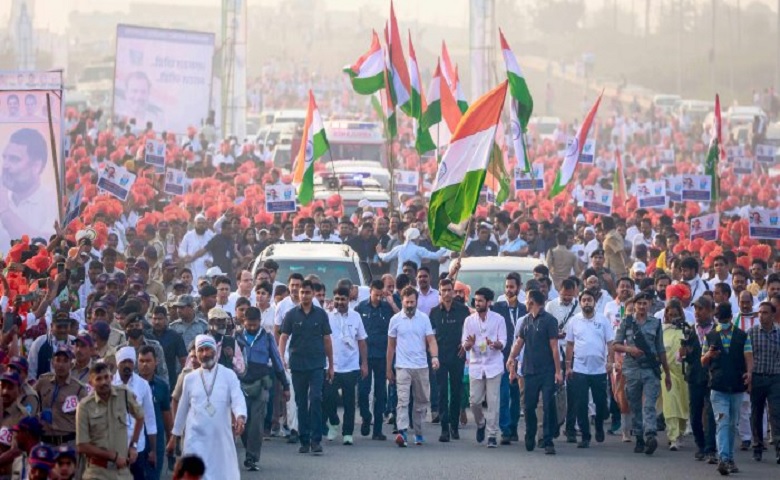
500, 28, 533, 172
428, 81, 508, 250
343, 30, 385, 95
423, 60, 442, 129
385, 1, 411, 116
408, 32, 435, 154
549, 91, 603, 199
453, 66, 468, 113
293, 90, 329, 206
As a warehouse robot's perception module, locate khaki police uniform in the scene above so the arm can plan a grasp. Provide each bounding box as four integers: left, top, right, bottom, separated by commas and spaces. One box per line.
19, 383, 40, 418
76, 385, 144, 480
0, 402, 30, 477
35, 373, 88, 445
71, 361, 94, 385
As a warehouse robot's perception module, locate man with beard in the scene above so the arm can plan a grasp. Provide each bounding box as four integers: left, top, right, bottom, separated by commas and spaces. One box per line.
462, 288, 506, 448
747, 302, 780, 463
0, 128, 57, 251
323, 287, 368, 445
605, 278, 637, 333
183, 221, 236, 281
77, 362, 145, 480
564, 289, 615, 448
650, 275, 672, 316
492, 272, 527, 445
313, 218, 340, 243
429, 279, 470, 442
206, 307, 244, 376
112, 347, 158, 479
236, 307, 289, 471
178, 215, 215, 282
681, 257, 711, 303
119, 313, 169, 386
167, 336, 247, 480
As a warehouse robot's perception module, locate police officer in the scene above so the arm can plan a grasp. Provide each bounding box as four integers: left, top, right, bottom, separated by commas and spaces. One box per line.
613, 292, 672, 455
35, 345, 88, 447
71, 334, 96, 386
76, 362, 145, 480
0, 372, 33, 476
6, 357, 40, 416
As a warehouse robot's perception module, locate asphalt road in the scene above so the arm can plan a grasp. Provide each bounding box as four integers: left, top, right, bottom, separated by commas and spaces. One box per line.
235, 414, 780, 480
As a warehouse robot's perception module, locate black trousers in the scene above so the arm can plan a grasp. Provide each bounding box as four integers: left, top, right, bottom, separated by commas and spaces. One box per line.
688, 382, 716, 454
358, 357, 387, 436
570, 372, 608, 441
323, 370, 359, 436
750, 373, 780, 447
292, 368, 325, 445
524, 372, 556, 447
436, 357, 465, 431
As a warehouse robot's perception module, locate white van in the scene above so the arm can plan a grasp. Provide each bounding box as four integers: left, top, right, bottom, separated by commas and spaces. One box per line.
251, 242, 371, 288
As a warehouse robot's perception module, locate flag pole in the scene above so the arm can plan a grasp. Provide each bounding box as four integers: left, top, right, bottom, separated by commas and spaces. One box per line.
46, 93, 64, 223
451, 216, 473, 282
326, 149, 343, 202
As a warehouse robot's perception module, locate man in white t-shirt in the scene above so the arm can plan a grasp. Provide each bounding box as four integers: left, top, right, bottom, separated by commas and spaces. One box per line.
387, 286, 440, 447
323, 286, 368, 446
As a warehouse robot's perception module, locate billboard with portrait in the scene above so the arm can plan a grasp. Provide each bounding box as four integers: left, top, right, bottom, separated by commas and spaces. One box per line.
0, 70, 63, 254
114, 25, 215, 134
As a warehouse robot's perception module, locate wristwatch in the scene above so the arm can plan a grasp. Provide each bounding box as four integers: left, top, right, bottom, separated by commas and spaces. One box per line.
129, 442, 138, 449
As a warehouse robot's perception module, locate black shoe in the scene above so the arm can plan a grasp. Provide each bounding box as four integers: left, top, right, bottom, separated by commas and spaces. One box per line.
727, 461, 739, 474
717, 460, 730, 476
431, 413, 440, 424
476, 421, 486, 444
753, 448, 762, 461
525, 437, 536, 452
361, 419, 371, 437
387, 414, 395, 425
708, 453, 719, 464
287, 430, 299, 444
450, 427, 460, 440
545, 445, 556, 455
487, 437, 498, 448
244, 459, 259, 471
776, 446, 780, 464
371, 433, 387, 441
439, 431, 450, 443
298, 444, 310, 454
644, 436, 658, 455
500, 435, 511, 446
595, 427, 605, 443
310, 443, 323, 455
566, 433, 577, 443
510, 432, 519, 442
634, 438, 646, 453
577, 440, 590, 448
740, 440, 751, 451
694, 450, 706, 461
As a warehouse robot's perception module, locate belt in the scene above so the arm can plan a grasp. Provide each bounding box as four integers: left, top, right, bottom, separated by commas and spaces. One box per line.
88, 457, 116, 469
42, 433, 76, 445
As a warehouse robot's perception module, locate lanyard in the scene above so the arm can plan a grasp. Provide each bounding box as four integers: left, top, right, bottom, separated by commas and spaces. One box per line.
509, 306, 519, 329
50, 383, 61, 409
199, 366, 219, 404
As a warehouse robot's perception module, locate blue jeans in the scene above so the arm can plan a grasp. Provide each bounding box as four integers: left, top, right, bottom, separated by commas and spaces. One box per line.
499, 371, 520, 437
292, 368, 325, 445
710, 390, 742, 462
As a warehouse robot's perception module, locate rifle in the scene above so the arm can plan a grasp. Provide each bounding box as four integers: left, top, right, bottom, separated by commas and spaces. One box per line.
625, 315, 661, 378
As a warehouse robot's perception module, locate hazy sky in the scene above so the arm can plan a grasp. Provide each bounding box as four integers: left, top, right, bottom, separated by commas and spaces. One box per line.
15, 0, 780, 34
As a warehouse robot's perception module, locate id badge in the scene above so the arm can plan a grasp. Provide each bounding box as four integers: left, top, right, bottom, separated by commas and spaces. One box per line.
41, 409, 53, 424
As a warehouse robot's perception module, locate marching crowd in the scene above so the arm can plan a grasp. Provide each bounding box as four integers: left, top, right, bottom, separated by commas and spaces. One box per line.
1, 72, 780, 480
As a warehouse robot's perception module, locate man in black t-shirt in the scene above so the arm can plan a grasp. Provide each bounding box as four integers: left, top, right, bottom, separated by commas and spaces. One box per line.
184, 220, 236, 280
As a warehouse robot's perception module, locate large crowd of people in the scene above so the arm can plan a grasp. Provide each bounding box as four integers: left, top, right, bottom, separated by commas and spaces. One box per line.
0, 63, 779, 480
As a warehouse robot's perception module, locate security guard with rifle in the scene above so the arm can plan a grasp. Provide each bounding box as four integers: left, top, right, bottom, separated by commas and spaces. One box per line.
613, 292, 672, 456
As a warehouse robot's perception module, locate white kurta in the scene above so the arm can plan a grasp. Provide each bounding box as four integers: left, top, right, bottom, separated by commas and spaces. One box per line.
172, 364, 247, 480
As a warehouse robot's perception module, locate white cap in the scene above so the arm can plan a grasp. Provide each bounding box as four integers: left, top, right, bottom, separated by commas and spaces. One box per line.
405, 227, 421, 242
116, 346, 136, 365
576, 214, 586, 223
206, 266, 225, 277
195, 213, 207, 222
208, 307, 230, 320
584, 226, 595, 234
632, 261, 647, 273
362, 211, 375, 219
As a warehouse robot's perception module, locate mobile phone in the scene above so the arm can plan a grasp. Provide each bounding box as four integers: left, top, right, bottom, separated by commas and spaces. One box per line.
37, 279, 47, 289
57, 262, 66, 274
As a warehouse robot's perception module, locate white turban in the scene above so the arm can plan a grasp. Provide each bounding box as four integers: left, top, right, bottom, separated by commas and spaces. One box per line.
404, 227, 420, 243
195, 334, 217, 351
116, 346, 136, 365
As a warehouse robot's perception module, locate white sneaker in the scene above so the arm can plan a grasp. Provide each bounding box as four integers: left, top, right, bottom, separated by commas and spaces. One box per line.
670, 441, 679, 451
343, 435, 353, 445
622, 431, 632, 443
327, 425, 339, 441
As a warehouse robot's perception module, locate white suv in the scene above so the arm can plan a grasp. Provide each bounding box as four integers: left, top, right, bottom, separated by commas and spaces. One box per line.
251, 242, 371, 288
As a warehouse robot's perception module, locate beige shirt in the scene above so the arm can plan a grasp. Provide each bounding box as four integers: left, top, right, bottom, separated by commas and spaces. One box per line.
603, 230, 627, 278
34, 373, 88, 435
546, 245, 580, 290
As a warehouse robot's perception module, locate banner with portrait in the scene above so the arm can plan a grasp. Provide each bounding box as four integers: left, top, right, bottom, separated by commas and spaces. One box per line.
163, 168, 187, 196
393, 170, 419, 194
579, 138, 596, 164
0, 70, 63, 253
514, 164, 544, 191
755, 144, 778, 164
747, 208, 780, 240
666, 175, 683, 203
732, 158, 754, 176
582, 186, 613, 216
144, 138, 166, 167
681, 175, 712, 202
114, 25, 215, 134
657, 147, 675, 165
97, 163, 137, 202
265, 184, 297, 213
636, 180, 667, 209
725, 145, 745, 162
689, 213, 718, 241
